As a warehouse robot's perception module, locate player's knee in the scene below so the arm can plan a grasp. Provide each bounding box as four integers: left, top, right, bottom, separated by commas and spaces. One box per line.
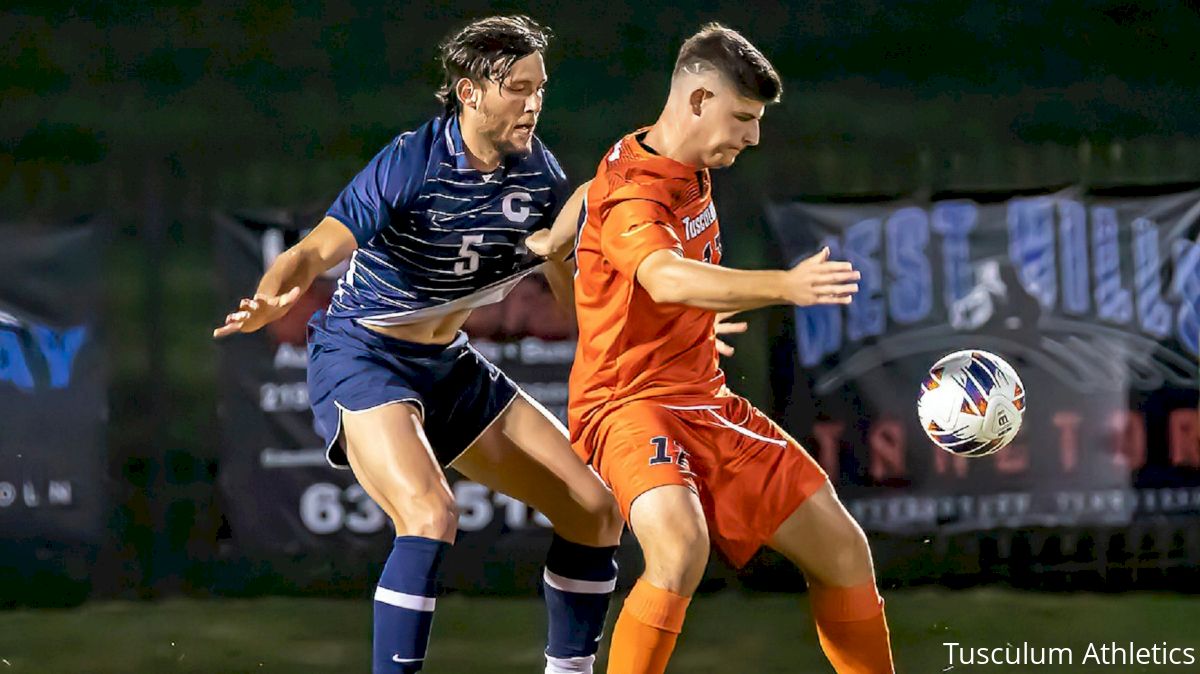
394, 491, 458, 542
583, 493, 624, 543
819, 524, 875, 586
547, 481, 624, 546
642, 523, 709, 594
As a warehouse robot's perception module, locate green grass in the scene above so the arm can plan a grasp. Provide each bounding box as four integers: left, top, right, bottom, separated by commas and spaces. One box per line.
0, 588, 1197, 673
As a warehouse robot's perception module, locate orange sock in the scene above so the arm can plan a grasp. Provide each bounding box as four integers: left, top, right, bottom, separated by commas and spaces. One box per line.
605, 580, 691, 674
809, 582, 895, 674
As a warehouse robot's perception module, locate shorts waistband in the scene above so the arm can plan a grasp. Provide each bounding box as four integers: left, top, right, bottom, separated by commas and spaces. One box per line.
313, 311, 468, 357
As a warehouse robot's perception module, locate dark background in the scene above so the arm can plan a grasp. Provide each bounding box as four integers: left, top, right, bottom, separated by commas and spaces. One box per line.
4, 0, 1200, 600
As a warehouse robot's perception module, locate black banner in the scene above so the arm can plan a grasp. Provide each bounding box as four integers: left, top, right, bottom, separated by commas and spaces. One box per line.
0, 222, 107, 546
214, 212, 576, 591
767, 188, 1200, 535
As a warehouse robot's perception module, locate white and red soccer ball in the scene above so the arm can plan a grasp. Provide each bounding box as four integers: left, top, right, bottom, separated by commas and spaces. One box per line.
917, 350, 1025, 457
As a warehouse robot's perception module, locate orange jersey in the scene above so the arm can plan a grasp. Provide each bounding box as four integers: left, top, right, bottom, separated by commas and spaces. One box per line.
568, 130, 727, 449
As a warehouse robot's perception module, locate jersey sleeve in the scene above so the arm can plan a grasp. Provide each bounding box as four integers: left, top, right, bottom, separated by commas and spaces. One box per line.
326, 132, 424, 245
599, 184, 683, 281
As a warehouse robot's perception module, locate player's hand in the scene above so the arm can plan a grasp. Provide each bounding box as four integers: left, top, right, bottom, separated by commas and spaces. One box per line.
525, 229, 554, 257
715, 311, 748, 357
212, 287, 302, 338
784, 247, 860, 306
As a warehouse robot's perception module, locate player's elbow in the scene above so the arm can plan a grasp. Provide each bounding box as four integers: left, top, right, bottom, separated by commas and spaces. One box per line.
636, 252, 692, 305
639, 270, 688, 304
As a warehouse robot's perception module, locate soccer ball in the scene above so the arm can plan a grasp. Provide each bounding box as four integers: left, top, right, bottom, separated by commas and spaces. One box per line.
917, 350, 1025, 457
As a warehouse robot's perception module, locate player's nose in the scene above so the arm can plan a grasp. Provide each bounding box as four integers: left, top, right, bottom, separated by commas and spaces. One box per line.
524, 90, 543, 114
744, 121, 760, 147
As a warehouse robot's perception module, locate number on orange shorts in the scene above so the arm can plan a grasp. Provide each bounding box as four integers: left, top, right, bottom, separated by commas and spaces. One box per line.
648, 436, 689, 468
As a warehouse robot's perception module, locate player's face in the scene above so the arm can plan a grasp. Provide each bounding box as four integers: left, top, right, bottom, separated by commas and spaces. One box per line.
696, 87, 764, 168
476, 52, 547, 157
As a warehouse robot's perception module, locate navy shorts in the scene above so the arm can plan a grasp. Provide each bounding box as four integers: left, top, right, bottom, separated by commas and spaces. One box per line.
306, 311, 520, 469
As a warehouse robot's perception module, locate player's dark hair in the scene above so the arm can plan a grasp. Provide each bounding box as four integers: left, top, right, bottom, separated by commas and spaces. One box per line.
436, 15, 551, 115
674, 23, 781, 103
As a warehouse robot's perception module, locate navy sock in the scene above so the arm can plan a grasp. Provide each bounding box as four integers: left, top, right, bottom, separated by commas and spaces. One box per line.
542, 534, 619, 673
373, 536, 450, 674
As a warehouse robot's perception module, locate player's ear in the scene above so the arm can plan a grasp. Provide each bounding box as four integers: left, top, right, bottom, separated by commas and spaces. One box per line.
689, 88, 714, 117
456, 78, 479, 110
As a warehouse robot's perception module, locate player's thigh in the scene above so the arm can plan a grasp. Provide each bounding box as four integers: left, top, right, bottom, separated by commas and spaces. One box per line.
450, 391, 622, 546
341, 401, 457, 541
767, 482, 875, 587
627, 484, 710, 594
696, 396, 829, 567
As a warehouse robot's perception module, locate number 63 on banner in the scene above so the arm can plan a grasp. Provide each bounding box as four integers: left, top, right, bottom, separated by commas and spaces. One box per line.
298, 481, 551, 535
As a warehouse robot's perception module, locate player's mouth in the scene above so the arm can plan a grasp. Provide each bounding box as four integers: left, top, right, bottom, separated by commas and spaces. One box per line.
512, 121, 536, 139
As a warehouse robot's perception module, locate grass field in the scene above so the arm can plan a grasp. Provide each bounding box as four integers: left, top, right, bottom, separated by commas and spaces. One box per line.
1, 588, 1197, 673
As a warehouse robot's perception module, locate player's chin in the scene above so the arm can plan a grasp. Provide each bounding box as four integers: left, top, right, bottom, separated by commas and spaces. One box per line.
708, 152, 739, 168
506, 127, 536, 154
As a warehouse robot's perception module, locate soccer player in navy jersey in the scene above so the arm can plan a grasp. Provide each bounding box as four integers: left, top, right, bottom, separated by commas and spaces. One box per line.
214, 16, 621, 674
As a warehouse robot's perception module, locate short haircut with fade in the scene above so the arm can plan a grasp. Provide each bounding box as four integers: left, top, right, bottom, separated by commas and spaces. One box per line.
436, 15, 552, 115
673, 23, 781, 103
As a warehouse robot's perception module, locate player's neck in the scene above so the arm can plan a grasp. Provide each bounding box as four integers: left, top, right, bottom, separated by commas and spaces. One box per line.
457, 115, 503, 172
642, 118, 702, 168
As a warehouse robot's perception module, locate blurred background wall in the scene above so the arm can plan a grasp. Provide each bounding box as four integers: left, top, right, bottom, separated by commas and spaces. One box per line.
4, 0, 1200, 603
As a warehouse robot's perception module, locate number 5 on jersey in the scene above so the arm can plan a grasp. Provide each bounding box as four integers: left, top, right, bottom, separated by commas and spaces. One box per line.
454, 234, 485, 275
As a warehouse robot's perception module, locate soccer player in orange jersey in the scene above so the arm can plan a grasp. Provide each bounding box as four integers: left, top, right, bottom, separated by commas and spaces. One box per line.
566, 24, 895, 674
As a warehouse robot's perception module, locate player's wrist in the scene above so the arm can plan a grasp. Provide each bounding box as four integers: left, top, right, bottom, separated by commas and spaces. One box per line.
762, 270, 792, 305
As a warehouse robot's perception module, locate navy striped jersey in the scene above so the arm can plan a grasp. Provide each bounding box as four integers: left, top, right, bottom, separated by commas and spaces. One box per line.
325, 114, 569, 326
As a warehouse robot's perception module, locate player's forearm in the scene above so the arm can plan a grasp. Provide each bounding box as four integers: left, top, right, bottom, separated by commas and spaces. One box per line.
545, 181, 590, 261
640, 256, 788, 311
255, 216, 357, 298
542, 257, 577, 323
255, 248, 325, 298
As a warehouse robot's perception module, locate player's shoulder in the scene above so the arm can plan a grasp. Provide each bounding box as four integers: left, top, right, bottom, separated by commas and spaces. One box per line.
373, 115, 442, 174
598, 134, 693, 210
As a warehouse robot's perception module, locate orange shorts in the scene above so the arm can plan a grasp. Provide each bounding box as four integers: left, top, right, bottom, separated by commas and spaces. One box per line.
574, 394, 828, 568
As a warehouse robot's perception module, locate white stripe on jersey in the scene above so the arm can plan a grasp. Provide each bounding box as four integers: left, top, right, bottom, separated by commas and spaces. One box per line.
421, 192, 474, 202
385, 241, 463, 262
352, 251, 419, 296
430, 177, 482, 187
438, 162, 482, 174
383, 248, 464, 276
408, 281, 476, 293
428, 197, 512, 220
347, 267, 418, 307
384, 229, 517, 249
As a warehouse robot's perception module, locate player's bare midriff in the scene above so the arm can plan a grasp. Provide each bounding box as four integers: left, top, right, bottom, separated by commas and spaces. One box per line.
363, 308, 473, 345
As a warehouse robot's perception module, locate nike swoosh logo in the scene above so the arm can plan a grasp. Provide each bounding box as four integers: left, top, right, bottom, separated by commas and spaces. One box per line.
393, 655, 424, 664
620, 223, 656, 237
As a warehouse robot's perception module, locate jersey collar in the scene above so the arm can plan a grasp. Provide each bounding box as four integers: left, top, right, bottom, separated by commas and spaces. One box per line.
444, 114, 473, 171
444, 113, 522, 177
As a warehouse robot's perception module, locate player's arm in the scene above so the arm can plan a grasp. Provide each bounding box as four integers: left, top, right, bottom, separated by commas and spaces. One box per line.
213, 217, 356, 338
636, 247, 859, 312
526, 180, 590, 262
602, 197, 859, 312
528, 180, 589, 321
213, 133, 422, 339
541, 255, 577, 323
